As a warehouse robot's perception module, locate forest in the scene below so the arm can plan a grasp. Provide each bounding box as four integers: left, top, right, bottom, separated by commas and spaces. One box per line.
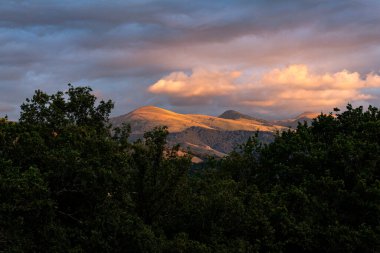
1, 85, 379, 252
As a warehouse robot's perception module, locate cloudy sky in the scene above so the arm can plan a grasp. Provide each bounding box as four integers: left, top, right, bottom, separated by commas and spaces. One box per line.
1, 0, 380, 120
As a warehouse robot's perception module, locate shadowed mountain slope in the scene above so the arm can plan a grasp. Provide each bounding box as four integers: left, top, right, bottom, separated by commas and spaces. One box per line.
111, 106, 285, 134
274, 112, 321, 128
110, 106, 319, 160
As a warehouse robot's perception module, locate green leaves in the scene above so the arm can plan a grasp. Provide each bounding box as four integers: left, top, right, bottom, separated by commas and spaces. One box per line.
0, 162, 57, 251
2, 85, 380, 252
20, 84, 114, 131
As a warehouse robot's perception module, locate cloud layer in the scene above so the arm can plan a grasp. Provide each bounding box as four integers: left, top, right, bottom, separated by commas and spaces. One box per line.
1, 0, 380, 119
148, 65, 380, 117
149, 69, 240, 97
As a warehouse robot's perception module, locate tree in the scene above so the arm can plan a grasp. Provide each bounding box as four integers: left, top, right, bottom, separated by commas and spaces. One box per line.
130, 126, 192, 225
248, 105, 380, 252
19, 84, 114, 131
2, 84, 379, 252
0, 85, 162, 252
0, 161, 59, 252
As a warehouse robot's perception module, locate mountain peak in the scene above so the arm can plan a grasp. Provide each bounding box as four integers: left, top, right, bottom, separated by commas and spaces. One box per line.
295, 112, 320, 120
128, 105, 178, 116
218, 110, 255, 120
132, 105, 167, 112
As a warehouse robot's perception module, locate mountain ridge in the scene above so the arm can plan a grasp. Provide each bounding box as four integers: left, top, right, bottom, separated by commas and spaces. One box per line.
111, 106, 286, 133
219, 110, 255, 120
110, 106, 319, 161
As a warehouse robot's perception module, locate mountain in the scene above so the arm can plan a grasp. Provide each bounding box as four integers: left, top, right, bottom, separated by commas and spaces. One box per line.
110, 106, 318, 161
274, 112, 321, 128
111, 106, 285, 134
168, 126, 275, 158
219, 110, 256, 120
218, 109, 272, 123
296, 112, 321, 121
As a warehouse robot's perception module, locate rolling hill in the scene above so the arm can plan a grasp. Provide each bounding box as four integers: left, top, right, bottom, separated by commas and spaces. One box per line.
274, 112, 321, 128
111, 106, 285, 133
110, 106, 318, 161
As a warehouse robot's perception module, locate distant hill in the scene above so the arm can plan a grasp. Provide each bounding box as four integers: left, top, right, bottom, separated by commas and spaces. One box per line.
168, 126, 275, 158
274, 112, 321, 128
110, 106, 319, 160
218, 109, 272, 124
219, 110, 255, 120
111, 106, 285, 133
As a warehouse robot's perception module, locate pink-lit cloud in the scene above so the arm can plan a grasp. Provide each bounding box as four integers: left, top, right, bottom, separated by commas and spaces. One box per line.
148, 65, 380, 116
148, 69, 240, 97
1, 1, 380, 119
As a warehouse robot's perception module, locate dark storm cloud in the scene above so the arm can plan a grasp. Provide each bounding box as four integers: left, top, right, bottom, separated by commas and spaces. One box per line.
1, 0, 380, 119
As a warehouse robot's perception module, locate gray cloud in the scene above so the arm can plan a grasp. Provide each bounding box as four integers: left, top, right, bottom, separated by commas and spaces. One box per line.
1, 0, 380, 119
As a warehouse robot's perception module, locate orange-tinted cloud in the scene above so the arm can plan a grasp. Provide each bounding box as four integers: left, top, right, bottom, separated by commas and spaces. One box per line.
262, 65, 365, 90
148, 64, 380, 115
148, 68, 240, 97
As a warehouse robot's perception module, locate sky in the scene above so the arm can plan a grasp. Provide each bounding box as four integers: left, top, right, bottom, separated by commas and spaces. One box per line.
1, 0, 380, 120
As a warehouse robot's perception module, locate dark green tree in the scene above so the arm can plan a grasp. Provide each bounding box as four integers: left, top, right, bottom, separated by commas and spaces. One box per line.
0, 85, 161, 252
130, 126, 192, 225
2, 84, 380, 252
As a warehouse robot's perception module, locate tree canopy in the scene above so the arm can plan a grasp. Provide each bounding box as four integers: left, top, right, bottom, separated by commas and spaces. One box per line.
1, 85, 379, 252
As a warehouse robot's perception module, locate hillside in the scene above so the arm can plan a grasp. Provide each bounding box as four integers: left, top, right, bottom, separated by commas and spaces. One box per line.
110, 106, 318, 159
274, 112, 321, 128
218, 109, 272, 124
111, 106, 285, 133
168, 127, 275, 158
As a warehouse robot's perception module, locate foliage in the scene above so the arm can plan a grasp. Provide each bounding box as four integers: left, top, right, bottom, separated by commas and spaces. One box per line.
1, 85, 379, 252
